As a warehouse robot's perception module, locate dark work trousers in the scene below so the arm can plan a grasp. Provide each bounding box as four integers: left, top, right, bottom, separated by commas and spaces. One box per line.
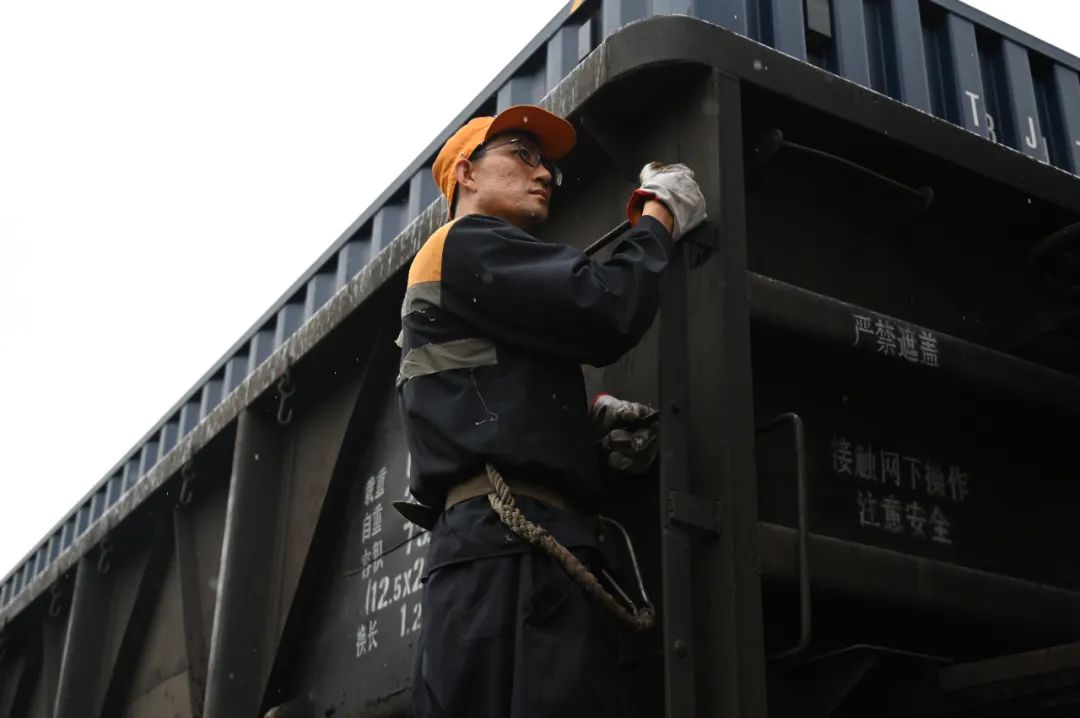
411, 498, 621, 718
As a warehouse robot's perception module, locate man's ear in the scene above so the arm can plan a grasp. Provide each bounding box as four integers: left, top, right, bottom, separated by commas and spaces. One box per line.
454, 158, 475, 194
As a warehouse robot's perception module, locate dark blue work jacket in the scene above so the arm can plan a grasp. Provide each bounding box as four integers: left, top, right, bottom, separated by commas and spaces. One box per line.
397, 213, 673, 510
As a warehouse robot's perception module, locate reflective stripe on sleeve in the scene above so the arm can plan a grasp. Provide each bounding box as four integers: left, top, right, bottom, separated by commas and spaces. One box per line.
396, 338, 498, 386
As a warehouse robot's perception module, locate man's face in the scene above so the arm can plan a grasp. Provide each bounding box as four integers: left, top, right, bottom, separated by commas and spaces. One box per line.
465, 132, 555, 229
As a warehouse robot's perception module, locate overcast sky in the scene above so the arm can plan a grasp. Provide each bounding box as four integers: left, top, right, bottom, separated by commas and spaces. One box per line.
1, 1, 1077, 580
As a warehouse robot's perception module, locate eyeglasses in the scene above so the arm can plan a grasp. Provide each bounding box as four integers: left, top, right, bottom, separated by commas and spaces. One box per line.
472, 138, 563, 187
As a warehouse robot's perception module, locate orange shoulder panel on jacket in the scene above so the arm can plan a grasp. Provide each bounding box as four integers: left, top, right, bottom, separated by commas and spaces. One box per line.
408, 220, 457, 287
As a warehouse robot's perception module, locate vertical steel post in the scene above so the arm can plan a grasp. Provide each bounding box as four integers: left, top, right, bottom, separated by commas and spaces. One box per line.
174, 505, 209, 718
658, 175, 696, 718
40, 597, 69, 715
658, 69, 768, 717
98, 518, 173, 717
699, 67, 769, 718
203, 408, 288, 718
1, 653, 39, 718
53, 559, 110, 718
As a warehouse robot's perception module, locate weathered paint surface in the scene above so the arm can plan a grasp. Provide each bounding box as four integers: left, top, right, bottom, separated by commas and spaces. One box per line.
1, 15, 1079, 718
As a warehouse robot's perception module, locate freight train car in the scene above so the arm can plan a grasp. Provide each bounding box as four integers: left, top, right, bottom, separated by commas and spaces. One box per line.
2, 2, 1079, 716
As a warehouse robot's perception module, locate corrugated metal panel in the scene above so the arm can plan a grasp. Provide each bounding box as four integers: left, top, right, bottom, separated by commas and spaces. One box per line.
249, 325, 275, 368
1000, 38, 1045, 161
769, 0, 808, 61
832, 0, 872, 85
157, 422, 179, 464
179, 398, 202, 439
546, 24, 583, 91
336, 227, 373, 288
407, 170, 439, 224
1051, 65, 1080, 172
223, 352, 248, 393
602, 0, 648, 37
121, 457, 141, 492
938, 13, 989, 137
372, 201, 407, 253
4, 0, 1080, 621
199, 375, 224, 418
106, 472, 124, 508
304, 269, 337, 320
707, 0, 747, 35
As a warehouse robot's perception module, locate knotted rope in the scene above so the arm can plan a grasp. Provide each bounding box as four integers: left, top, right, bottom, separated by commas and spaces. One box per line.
484, 463, 655, 631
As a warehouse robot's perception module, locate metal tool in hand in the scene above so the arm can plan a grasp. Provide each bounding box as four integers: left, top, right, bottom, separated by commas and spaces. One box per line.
583, 220, 632, 257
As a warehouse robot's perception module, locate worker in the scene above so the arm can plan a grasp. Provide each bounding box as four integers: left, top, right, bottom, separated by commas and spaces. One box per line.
395, 104, 706, 717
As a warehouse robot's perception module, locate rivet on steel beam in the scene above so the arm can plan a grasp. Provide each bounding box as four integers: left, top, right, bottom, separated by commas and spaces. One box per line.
673, 638, 689, 657
276, 369, 297, 426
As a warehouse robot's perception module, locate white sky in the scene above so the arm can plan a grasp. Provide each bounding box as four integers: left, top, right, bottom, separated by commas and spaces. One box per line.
0, 1, 1077, 580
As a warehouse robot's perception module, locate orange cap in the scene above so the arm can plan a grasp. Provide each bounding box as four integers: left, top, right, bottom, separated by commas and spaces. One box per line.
432, 105, 576, 218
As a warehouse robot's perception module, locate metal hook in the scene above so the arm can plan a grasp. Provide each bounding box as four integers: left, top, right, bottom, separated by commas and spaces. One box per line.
178, 460, 195, 506
97, 537, 113, 575
48, 582, 64, 618
276, 369, 297, 426
596, 515, 656, 618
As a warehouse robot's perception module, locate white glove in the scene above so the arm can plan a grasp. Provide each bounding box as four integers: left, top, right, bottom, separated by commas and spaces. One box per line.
626, 162, 708, 241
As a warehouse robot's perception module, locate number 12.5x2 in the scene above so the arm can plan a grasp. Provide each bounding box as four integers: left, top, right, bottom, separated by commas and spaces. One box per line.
364, 556, 424, 615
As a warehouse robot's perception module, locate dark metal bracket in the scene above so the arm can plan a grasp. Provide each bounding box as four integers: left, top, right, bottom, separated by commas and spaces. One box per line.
276, 369, 296, 426
96, 537, 113, 575
756, 412, 811, 660
178, 459, 196, 507
578, 112, 642, 182
789, 644, 949, 715
264, 696, 314, 718
1026, 219, 1080, 299
685, 223, 719, 268
667, 490, 721, 538
48, 581, 66, 619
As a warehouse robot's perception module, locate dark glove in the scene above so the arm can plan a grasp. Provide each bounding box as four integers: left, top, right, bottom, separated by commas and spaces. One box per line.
602, 426, 659, 474
591, 393, 660, 474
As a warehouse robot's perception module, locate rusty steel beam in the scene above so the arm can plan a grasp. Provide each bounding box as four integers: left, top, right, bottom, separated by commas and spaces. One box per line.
173, 505, 209, 718
39, 613, 66, 718
53, 557, 110, 718
747, 272, 1080, 417
98, 516, 173, 717
8, 12, 1080, 637
203, 408, 288, 718
939, 640, 1080, 709
760, 523, 1080, 637
655, 67, 767, 718
657, 124, 697, 718
689, 70, 768, 715
259, 339, 394, 713
53, 514, 173, 718
0, 651, 37, 718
